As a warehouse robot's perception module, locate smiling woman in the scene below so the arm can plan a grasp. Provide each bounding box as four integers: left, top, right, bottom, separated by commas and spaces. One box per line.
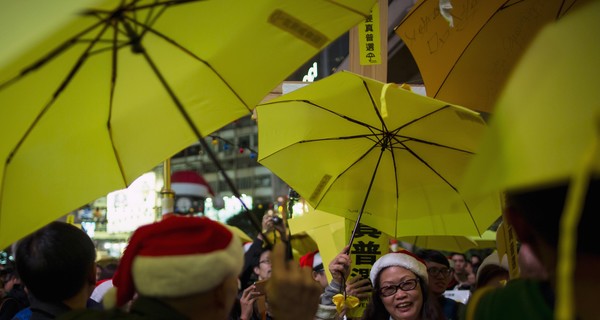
363, 250, 444, 320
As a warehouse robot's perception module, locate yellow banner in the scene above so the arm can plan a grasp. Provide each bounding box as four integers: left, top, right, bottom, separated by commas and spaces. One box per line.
496, 221, 520, 279
346, 221, 390, 317
358, 3, 381, 65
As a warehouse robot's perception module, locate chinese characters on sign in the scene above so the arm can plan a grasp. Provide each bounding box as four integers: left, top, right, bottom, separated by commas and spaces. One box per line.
350, 223, 383, 279
347, 222, 389, 317
358, 4, 381, 65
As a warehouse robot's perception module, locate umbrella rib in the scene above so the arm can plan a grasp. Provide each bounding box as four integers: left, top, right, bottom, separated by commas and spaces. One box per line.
361, 78, 390, 133
134, 41, 269, 246
396, 104, 451, 131
459, 198, 483, 237
391, 135, 475, 154
107, 14, 128, 187
296, 134, 381, 144
0, 19, 107, 91
396, 141, 484, 237
556, 0, 578, 19
347, 147, 386, 249
398, 141, 459, 192
4, 22, 112, 167
264, 99, 384, 133
429, 0, 522, 98
121, 13, 252, 112
389, 135, 401, 237
391, 104, 476, 154
312, 141, 380, 210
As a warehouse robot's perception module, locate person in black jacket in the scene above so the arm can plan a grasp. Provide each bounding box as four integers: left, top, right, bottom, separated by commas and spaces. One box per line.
15, 222, 97, 320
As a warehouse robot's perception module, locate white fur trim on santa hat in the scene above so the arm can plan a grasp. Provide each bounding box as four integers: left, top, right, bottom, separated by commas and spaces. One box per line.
91, 279, 114, 303
313, 252, 323, 269
172, 182, 211, 198
370, 251, 428, 284
132, 235, 243, 297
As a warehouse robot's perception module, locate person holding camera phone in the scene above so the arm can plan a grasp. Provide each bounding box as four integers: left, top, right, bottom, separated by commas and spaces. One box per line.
233, 211, 291, 320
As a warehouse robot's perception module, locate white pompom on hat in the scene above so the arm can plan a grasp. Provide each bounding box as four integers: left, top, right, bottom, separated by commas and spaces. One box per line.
370, 250, 429, 284
112, 216, 242, 307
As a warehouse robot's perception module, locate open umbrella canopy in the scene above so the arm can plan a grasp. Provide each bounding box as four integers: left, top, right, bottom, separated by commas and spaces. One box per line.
461, 1, 600, 196
257, 71, 501, 239
398, 234, 478, 253
462, 3, 600, 316
469, 230, 497, 249
0, 0, 376, 249
394, 0, 588, 113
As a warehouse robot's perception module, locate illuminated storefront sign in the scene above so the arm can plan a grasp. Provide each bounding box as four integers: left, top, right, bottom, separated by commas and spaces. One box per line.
106, 172, 158, 233
204, 194, 253, 223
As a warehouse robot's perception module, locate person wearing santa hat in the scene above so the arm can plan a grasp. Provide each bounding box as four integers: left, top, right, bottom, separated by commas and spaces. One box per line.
61, 216, 322, 320
363, 250, 441, 320
171, 170, 215, 215
299, 250, 328, 289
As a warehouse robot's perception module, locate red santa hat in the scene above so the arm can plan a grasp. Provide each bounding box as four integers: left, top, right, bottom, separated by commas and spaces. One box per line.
299, 250, 323, 272
112, 216, 242, 307
370, 250, 428, 284
171, 170, 214, 198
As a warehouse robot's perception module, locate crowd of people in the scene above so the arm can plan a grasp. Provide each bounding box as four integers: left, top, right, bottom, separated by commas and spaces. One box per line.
0, 213, 508, 320
0, 185, 595, 320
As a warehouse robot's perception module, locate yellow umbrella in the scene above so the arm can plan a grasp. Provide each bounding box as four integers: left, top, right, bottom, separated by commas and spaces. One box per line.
0, 0, 376, 249
224, 224, 252, 243
394, 0, 589, 113
257, 71, 501, 244
399, 234, 479, 253
462, 2, 600, 317
469, 230, 497, 249
288, 209, 347, 282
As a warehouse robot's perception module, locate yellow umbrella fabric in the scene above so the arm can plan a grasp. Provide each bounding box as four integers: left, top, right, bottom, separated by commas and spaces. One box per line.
461, 3, 600, 196
257, 71, 501, 239
224, 224, 253, 243
0, 0, 376, 249
462, 2, 600, 317
398, 235, 478, 253
288, 209, 347, 283
469, 230, 497, 249
394, 0, 589, 113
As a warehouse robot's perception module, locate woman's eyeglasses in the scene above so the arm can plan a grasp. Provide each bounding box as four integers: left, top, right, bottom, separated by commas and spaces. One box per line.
427, 267, 453, 277
379, 278, 419, 297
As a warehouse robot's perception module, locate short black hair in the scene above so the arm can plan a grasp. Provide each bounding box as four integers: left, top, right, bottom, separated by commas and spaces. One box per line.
15, 222, 96, 302
416, 249, 449, 268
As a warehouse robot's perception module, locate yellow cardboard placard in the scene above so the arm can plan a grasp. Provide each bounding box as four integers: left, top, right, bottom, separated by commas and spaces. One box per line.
358, 3, 381, 65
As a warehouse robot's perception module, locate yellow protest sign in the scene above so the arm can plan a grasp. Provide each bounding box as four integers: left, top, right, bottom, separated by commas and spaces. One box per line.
358, 3, 381, 65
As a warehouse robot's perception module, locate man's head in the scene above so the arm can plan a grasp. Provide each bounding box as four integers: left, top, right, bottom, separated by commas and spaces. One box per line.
505, 179, 600, 273
112, 216, 243, 309
470, 255, 481, 267
1, 265, 20, 293
299, 250, 327, 289
475, 252, 509, 289
15, 221, 96, 303
450, 253, 466, 273
416, 249, 453, 296
253, 249, 272, 281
